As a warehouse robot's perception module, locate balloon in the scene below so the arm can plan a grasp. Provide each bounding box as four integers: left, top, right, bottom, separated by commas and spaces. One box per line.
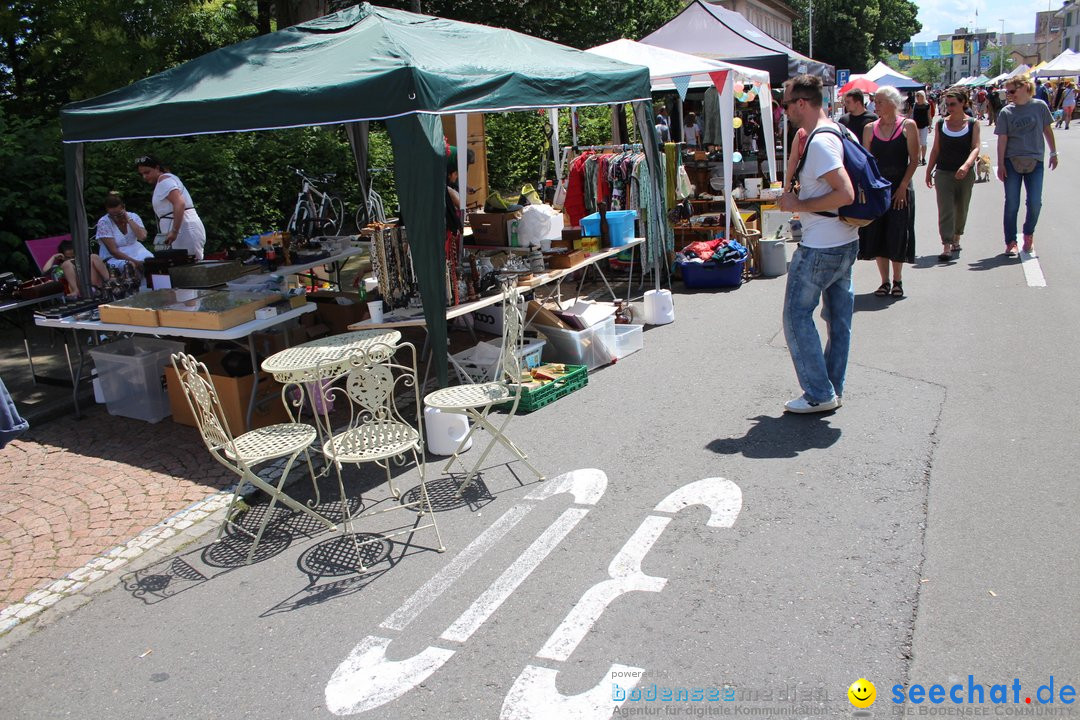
734, 81, 745, 94
732, 116, 743, 129
747, 91, 757, 102
732, 152, 743, 163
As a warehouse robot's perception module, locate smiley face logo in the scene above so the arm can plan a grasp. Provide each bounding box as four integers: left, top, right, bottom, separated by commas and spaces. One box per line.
848, 678, 876, 708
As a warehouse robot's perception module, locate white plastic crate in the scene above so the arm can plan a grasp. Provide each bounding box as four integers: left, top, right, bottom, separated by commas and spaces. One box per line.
452, 338, 546, 383
537, 316, 616, 370
613, 323, 643, 360
89, 337, 185, 423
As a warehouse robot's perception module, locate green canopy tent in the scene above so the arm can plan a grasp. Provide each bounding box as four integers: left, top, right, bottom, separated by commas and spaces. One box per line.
60, 2, 665, 384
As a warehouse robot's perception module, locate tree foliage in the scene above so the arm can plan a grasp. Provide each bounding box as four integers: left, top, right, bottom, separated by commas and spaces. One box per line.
905, 59, 945, 86
790, 0, 921, 73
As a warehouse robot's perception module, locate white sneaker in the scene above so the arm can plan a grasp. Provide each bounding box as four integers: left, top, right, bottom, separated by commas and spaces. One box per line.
784, 395, 839, 414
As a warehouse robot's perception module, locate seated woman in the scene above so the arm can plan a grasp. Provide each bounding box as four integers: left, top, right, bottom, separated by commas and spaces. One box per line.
41, 239, 110, 298
96, 192, 152, 271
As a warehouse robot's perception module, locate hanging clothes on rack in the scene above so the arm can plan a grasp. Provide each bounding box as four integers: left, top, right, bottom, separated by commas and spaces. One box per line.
563, 150, 595, 226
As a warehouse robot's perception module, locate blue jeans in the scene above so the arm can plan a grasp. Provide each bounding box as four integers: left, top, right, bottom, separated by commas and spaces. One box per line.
1003, 160, 1044, 244
783, 242, 858, 404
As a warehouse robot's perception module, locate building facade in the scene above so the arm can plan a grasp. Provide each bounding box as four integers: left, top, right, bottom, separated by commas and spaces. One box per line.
711, 0, 798, 48
1036, 10, 1064, 59
1057, 0, 1080, 52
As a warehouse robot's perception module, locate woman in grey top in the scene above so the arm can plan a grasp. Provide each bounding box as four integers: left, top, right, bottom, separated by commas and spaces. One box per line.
995, 74, 1058, 257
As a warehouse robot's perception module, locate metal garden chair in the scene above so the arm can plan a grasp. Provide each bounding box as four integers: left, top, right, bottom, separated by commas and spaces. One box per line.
170, 353, 337, 564
312, 341, 445, 571
423, 277, 546, 495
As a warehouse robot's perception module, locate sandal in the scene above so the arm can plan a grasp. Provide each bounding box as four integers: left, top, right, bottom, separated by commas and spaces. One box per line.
891, 281, 904, 297
874, 282, 891, 297
938, 245, 953, 262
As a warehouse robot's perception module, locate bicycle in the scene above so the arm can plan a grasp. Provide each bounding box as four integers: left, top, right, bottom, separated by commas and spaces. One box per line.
287, 169, 344, 240
355, 168, 394, 229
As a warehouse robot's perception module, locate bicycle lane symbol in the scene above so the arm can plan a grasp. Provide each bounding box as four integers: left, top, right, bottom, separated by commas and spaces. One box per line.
324, 472, 742, 718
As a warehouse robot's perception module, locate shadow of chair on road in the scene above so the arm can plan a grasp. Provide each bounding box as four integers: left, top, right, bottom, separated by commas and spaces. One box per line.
706, 414, 842, 459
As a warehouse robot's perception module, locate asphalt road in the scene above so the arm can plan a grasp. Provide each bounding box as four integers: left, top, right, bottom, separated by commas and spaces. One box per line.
1, 126, 1077, 720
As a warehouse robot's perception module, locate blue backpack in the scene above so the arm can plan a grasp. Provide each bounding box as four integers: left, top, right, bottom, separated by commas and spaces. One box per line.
795, 125, 892, 228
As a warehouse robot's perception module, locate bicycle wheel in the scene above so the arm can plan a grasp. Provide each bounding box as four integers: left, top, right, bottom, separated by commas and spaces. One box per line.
328, 195, 344, 235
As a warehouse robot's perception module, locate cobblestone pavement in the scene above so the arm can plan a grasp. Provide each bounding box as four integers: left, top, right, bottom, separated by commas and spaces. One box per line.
0, 406, 233, 617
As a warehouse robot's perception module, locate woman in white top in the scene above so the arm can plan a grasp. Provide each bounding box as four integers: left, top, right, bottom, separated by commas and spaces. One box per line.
683, 112, 702, 147
95, 192, 153, 270
135, 155, 206, 260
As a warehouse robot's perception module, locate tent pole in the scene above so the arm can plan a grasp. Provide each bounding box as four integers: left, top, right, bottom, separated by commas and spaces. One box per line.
549, 108, 562, 184
345, 122, 370, 227
676, 94, 685, 142
64, 143, 89, 298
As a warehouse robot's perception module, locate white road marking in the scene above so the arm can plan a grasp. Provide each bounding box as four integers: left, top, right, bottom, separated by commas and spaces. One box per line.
500, 478, 744, 720
325, 636, 455, 716
537, 516, 670, 662
654, 477, 743, 527
327, 469, 609, 717
524, 467, 608, 505
501, 664, 643, 720
1018, 235, 1046, 287
380, 503, 532, 632
442, 507, 589, 643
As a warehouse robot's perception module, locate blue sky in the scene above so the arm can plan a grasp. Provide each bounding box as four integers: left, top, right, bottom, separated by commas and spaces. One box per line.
910, 0, 1057, 40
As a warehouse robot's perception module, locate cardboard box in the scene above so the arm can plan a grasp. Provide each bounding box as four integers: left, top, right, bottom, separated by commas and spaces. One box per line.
561, 300, 616, 329
308, 291, 368, 335
165, 351, 289, 435
468, 212, 511, 245
544, 249, 586, 269
526, 299, 571, 331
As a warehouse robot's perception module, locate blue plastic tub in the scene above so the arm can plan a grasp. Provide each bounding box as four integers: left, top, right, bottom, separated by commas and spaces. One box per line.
580, 210, 637, 247
680, 258, 745, 289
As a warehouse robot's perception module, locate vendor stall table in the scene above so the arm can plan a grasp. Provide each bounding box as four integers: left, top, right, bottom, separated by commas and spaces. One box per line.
0, 293, 65, 386
274, 246, 366, 290
348, 238, 645, 385
35, 303, 316, 424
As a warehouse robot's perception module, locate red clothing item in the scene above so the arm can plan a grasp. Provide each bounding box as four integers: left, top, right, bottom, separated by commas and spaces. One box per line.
596, 154, 611, 209
563, 151, 594, 226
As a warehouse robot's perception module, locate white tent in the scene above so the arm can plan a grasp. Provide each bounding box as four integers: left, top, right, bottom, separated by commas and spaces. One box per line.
860, 61, 924, 90
587, 39, 777, 240
1008, 64, 1031, 78
989, 72, 1011, 84
1035, 49, 1080, 77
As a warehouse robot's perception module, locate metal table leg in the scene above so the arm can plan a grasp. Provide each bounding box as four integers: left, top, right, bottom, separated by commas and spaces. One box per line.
245, 334, 260, 431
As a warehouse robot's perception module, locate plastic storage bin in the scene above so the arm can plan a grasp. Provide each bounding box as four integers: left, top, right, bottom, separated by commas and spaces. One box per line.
613, 323, 643, 360
452, 338, 546, 383
537, 316, 616, 370
89, 337, 185, 423
680, 258, 745, 289
580, 210, 637, 247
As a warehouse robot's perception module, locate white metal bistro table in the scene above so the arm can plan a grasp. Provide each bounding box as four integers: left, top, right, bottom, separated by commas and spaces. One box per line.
0, 293, 65, 386
36, 303, 316, 422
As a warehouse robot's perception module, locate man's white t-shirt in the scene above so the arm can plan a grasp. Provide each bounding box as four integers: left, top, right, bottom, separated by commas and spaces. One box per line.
797, 128, 859, 248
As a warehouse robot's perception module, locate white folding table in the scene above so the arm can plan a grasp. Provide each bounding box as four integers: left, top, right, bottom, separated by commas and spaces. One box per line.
36, 304, 316, 422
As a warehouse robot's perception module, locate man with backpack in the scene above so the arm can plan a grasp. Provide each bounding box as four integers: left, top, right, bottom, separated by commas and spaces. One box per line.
777, 74, 860, 414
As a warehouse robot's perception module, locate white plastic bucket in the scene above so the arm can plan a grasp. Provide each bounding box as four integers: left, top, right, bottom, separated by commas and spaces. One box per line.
760, 240, 788, 277
424, 406, 472, 456
642, 289, 675, 325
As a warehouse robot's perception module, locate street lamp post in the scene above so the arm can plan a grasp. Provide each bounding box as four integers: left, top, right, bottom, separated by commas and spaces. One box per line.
1000, 19, 1006, 76
809, 1, 814, 58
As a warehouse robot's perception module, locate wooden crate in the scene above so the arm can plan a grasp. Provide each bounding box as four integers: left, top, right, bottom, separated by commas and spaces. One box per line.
156, 292, 275, 331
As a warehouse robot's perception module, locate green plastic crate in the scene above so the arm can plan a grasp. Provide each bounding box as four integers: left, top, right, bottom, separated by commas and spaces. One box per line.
498, 364, 588, 414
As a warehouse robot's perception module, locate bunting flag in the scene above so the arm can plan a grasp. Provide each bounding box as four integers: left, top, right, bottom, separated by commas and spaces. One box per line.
972, 40, 980, 56
927, 42, 939, 58
940, 40, 952, 56
708, 70, 730, 91
915, 42, 929, 58
903, 42, 914, 57
899, 52, 911, 61
671, 75, 692, 101
953, 39, 966, 55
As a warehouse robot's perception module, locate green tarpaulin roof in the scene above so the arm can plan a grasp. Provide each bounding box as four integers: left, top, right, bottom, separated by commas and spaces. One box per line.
60, 3, 651, 142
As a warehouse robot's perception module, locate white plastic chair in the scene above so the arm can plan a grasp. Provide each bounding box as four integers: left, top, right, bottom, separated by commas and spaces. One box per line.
313, 341, 445, 571
424, 278, 545, 495
170, 353, 337, 564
